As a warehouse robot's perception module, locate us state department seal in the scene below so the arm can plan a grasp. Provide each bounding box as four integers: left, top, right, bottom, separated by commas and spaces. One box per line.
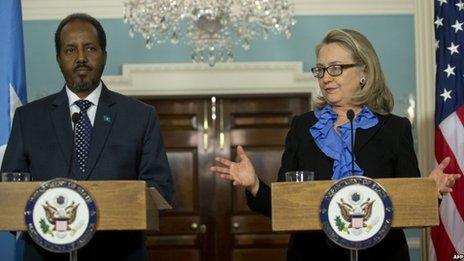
320, 176, 393, 250
24, 178, 97, 253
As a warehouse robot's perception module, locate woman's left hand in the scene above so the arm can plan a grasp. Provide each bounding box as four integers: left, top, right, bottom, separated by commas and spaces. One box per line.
429, 157, 461, 199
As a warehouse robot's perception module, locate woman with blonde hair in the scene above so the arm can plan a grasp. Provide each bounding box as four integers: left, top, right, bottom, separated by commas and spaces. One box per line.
211, 29, 460, 260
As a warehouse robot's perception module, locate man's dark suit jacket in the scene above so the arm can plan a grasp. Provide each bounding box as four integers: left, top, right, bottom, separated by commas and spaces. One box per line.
1, 85, 173, 261
246, 111, 420, 261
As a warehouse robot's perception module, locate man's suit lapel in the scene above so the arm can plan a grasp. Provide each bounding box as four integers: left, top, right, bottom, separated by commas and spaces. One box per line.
51, 88, 73, 173
354, 114, 388, 154
84, 85, 116, 179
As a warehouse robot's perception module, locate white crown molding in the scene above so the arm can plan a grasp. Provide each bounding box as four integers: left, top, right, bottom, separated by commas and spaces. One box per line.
102, 62, 318, 97
22, 0, 414, 21
22, 0, 124, 20
291, 0, 414, 15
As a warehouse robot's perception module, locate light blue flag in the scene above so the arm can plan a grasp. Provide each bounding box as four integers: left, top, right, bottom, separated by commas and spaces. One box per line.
0, 0, 28, 260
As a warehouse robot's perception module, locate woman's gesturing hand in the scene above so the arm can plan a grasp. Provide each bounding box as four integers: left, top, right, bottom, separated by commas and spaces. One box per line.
210, 145, 260, 196
429, 157, 462, 199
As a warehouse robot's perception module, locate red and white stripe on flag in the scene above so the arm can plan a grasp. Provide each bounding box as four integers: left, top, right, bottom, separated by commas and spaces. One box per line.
430, 110, 464, 260
431, 0, 464, 260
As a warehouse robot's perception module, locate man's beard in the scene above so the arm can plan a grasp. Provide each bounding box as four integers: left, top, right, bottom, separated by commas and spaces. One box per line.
72, 80, 93, 92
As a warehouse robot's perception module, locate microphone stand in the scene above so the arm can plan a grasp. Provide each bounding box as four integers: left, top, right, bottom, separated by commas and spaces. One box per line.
346, 109, 355, 177
69, 112, 79, 261
67, 113, 80, 179
346, 109, 358, 261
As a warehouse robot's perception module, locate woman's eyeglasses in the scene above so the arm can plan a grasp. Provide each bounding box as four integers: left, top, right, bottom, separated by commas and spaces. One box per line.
311, 64, 359, 78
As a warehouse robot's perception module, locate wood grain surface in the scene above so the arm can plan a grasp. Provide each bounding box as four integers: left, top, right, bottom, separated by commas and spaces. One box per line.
272, 178, 438, 231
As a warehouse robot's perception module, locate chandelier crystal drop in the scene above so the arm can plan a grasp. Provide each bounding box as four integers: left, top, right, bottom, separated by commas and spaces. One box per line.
123, 0, 296, 66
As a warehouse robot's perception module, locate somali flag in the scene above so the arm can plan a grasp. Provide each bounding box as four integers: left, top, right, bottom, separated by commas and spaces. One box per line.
0, 0, 27, 260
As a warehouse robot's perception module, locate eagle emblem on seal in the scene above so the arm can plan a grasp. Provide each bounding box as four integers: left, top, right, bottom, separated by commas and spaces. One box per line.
337, 197, 374, 229
38, 194, 83, 237
42, 200, 79, 232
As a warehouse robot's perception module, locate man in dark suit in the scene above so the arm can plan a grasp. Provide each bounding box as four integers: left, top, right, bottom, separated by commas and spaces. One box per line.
1, 13, 173, 261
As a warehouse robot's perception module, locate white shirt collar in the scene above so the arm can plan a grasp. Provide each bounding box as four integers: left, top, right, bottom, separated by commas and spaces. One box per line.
66, 82, 102, 107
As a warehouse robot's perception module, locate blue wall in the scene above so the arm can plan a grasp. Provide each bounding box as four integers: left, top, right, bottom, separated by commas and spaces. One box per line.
23, 15, 416, 117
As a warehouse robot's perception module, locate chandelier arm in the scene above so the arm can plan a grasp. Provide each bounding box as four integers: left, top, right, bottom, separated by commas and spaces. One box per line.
123, 0, 295, 66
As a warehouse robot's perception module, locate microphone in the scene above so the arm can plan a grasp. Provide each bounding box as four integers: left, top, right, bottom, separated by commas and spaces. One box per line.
346, 109, 355, 176
67, 113, 80, 179
72, 113, 80, 126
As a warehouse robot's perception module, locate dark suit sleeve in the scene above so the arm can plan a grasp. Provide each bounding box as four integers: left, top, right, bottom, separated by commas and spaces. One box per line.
245, 115, 300, 217
394, 117, 420, 177
138, 107, 173, 204
1, 108, 29, 173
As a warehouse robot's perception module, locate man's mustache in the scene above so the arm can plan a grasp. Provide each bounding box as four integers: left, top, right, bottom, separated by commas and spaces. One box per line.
73, 64, 92, 71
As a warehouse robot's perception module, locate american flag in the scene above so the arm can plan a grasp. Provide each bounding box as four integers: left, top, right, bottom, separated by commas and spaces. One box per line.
430, 0, 464, 260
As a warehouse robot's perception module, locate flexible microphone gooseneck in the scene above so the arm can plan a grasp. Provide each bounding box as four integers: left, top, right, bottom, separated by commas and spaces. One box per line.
67, 113, 80, 179
346, 109, 355, 176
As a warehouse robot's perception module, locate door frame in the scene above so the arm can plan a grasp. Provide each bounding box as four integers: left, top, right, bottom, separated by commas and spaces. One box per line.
102, 62, 317, 97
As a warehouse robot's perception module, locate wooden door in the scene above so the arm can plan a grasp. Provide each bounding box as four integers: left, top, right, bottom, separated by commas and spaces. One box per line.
141, 98, 215, 261
138, 95, 310, 261
214, 96, 310, 261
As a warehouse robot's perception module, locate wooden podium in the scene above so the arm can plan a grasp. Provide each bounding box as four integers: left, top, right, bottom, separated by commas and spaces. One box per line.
0, 180, 171, 232
271, 177, 438, 232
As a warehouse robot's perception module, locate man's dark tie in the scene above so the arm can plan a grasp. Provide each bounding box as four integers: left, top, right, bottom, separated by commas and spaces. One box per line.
74, 99, 92, 178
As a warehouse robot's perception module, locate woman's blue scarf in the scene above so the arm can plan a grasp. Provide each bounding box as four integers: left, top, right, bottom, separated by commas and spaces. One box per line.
309, 105, 378, 180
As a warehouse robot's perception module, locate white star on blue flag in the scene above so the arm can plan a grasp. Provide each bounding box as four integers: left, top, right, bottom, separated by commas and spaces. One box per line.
0, 0, 28, 260
435, 0, 464, 122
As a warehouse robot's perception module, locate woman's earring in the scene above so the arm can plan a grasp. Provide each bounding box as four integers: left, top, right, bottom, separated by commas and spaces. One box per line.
360, 77, 366, 87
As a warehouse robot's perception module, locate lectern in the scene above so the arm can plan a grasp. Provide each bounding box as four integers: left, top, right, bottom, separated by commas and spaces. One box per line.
0, 180, 171, 232
271, 177, 438, 231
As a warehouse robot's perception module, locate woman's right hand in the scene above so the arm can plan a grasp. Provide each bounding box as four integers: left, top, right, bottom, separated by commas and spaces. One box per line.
429, 157, 461, 199
210, 145, 260, 196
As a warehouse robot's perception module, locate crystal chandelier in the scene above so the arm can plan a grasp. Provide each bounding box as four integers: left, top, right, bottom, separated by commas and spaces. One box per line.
123, 0, 295, 66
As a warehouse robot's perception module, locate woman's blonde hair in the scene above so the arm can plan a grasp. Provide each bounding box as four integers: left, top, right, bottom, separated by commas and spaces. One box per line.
314, 29, 393, 114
